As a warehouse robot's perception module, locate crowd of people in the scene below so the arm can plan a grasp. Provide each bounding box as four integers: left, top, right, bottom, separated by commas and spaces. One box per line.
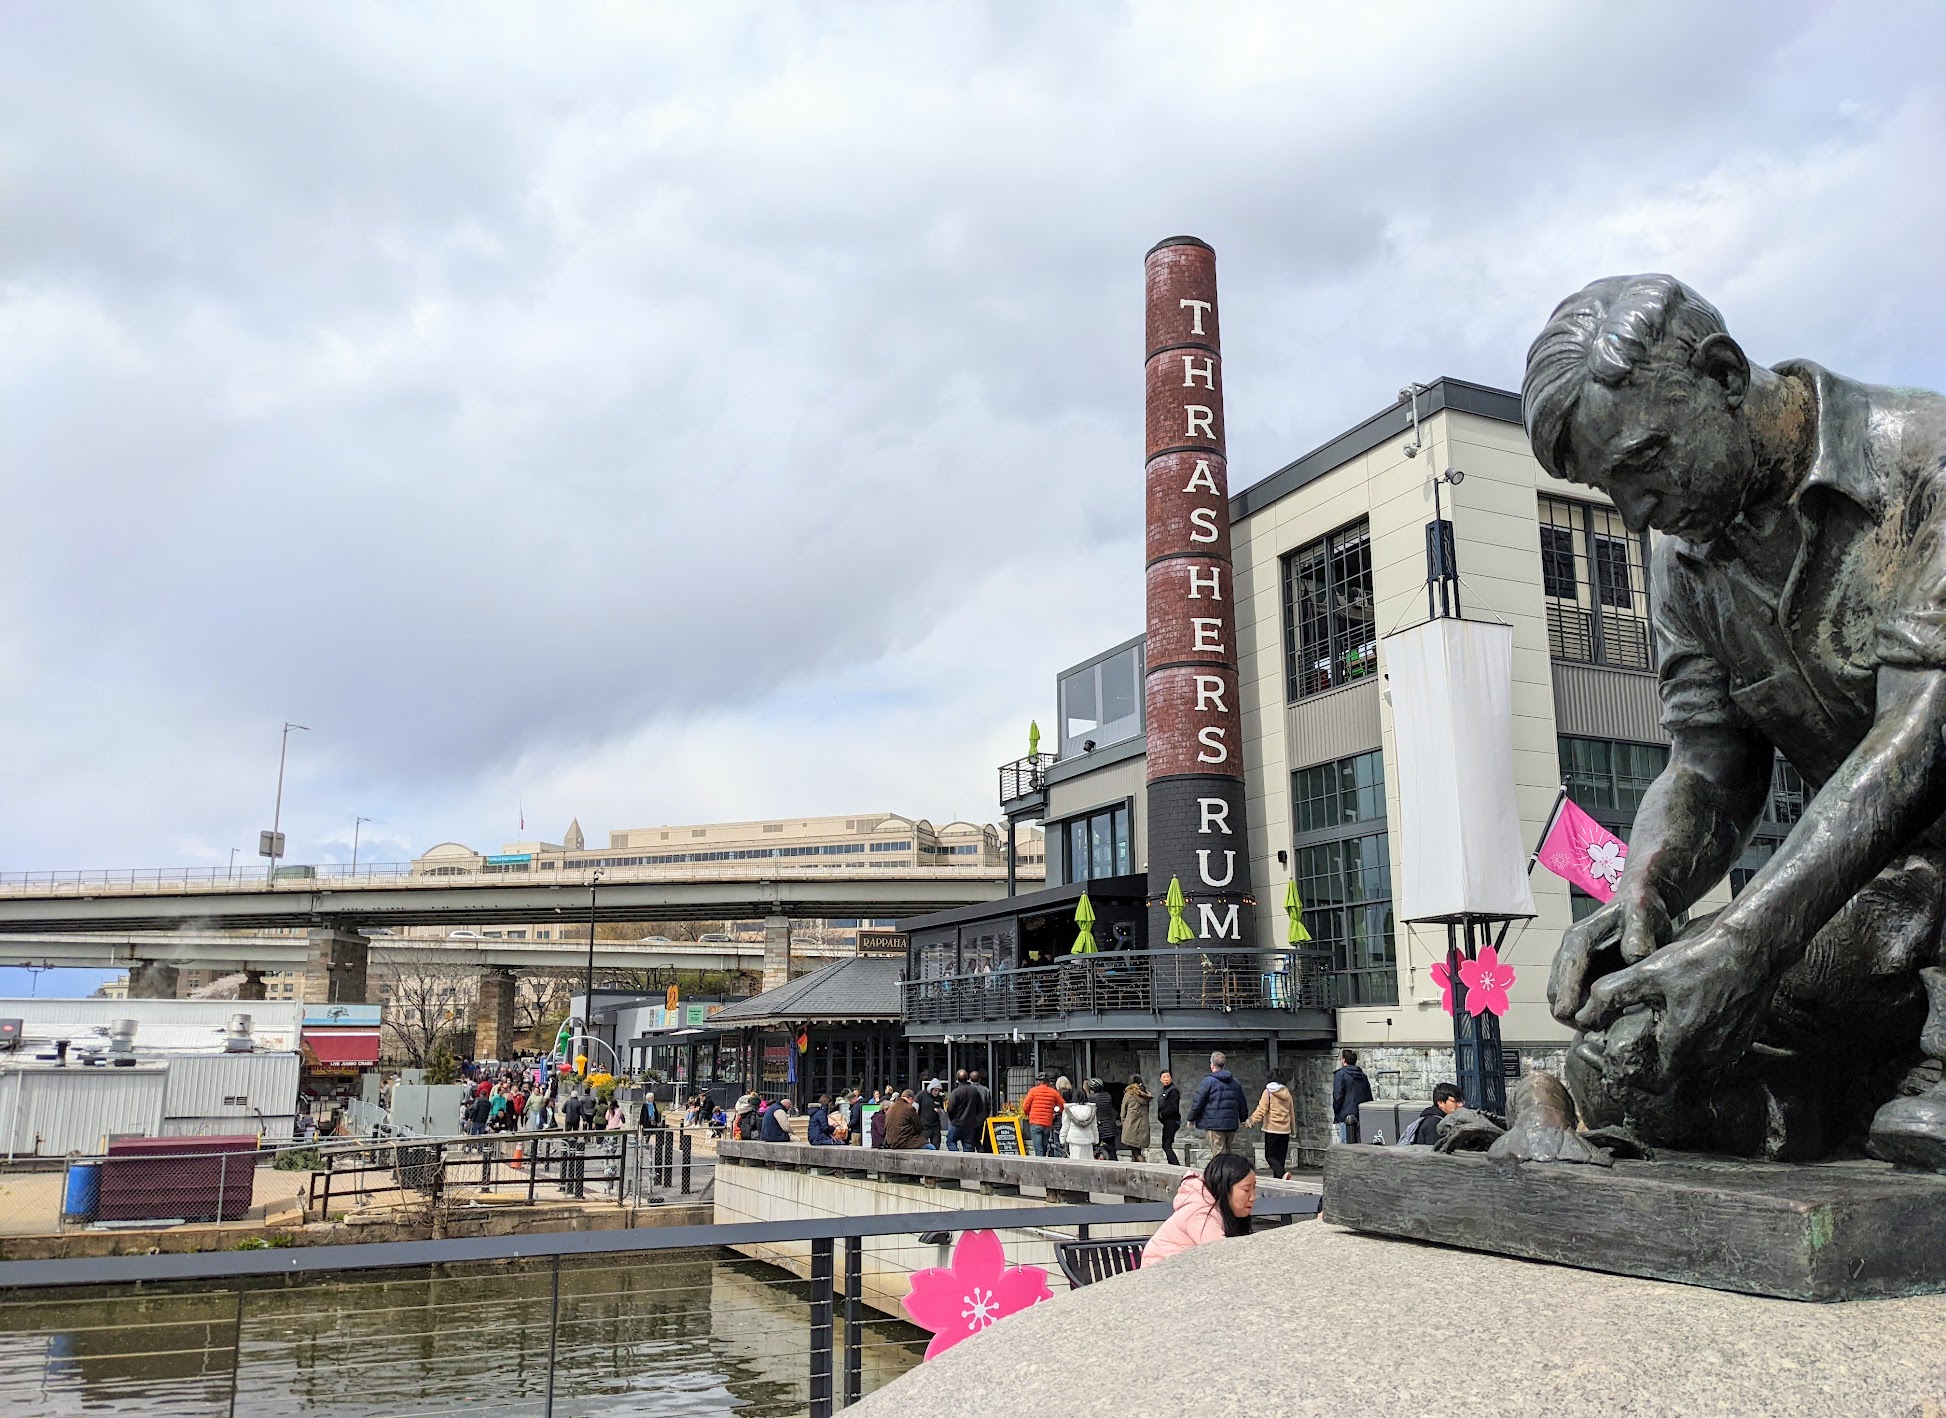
456, 1064, 653, 1137
433, 1049, 1468, 1274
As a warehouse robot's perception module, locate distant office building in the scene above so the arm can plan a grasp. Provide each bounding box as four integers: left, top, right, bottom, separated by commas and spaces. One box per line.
407, 812, 1043, 954
412, 812, 1040, 879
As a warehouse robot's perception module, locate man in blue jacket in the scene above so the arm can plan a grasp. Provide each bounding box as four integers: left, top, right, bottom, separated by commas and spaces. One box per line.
1187, 1051, 1247, 1157
760, 1097, 794, 1143
807, 1094, 841, 1145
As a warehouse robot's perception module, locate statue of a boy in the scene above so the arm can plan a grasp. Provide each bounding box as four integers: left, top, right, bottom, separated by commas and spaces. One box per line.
1524, 274, 1946, 1168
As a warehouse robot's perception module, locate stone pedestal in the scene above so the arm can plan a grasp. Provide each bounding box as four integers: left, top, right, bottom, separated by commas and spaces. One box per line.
236, 970, 267, 1001
763, 915, 791, 992
1325, 1143, 1946, 1300
127, 961, 180, 999
303, 929, 370, 1004
474, 969, 518, 1061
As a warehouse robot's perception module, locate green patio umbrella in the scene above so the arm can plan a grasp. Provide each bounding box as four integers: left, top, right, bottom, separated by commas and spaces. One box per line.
1165, 875, 1194, 944
1284, 879, 1314, 945
1070, 890, 1098, 953
1028, 720, 1041, 758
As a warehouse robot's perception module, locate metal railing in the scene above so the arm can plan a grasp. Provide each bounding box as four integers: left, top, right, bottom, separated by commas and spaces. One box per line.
304, 1128, 708, 1218
998, 752, 1055, 806
0, 1193, 1320, 1417
902, 946, 1336, 1025
0, 1129, 719, 1239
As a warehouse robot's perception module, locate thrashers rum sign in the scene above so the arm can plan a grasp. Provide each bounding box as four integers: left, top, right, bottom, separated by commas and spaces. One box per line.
1143, 236, 1253, 943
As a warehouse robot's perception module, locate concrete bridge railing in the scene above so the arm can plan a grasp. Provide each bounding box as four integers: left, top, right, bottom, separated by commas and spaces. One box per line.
714, 1140, 1319, 1320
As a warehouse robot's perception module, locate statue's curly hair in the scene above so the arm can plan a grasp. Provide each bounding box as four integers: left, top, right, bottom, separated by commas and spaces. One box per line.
1523, 274, 1727, 481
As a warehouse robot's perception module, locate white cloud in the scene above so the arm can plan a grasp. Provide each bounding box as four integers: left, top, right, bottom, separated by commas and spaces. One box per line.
2, 1, 1943, 866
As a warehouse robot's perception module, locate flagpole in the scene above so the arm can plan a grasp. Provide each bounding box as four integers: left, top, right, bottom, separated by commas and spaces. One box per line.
1527, 780, 1572, 877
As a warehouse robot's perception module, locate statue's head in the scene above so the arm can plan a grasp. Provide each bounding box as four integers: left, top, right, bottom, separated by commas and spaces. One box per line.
1524, 275, 1759, 541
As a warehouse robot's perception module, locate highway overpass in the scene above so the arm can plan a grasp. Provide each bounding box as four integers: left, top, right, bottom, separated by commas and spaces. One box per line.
0, 866, 1011, 935
0, 932, 863, 974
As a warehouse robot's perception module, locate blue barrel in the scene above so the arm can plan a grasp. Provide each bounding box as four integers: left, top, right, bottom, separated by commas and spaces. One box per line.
62, 1162, 101, 1224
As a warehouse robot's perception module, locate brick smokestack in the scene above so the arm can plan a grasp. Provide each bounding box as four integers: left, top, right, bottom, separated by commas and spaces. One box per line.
1144, 236, 1252, 948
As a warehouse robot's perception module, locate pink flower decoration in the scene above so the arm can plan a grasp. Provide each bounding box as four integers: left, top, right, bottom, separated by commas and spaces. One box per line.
1430, 959, 1455, 1015
901, 1229, 1051, 1360
1458, 946, 1516, 1018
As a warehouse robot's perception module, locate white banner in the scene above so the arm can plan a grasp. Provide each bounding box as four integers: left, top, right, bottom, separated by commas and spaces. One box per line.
1384, 618, 1536, 922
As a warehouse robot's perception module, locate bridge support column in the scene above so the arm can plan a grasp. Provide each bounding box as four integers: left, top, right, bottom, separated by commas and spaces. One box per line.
475, 970, 518, 1061
237, 970, 267, 1001
764, 916, 791, 993
303, 928, 370, 1004
127, 961, 180, 999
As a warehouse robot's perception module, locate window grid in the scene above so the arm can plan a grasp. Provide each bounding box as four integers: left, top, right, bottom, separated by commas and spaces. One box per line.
1056, 803, 1132, 884
1559, 735, 1669, 818
1282, 519, 1377, 701
1292, 750, 1385, 836
1539, 495, 1653, 670
1291, 749, 1397, 1007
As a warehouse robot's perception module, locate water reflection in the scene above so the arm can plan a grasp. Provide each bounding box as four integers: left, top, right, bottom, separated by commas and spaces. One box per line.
0, 1252, 925, 1416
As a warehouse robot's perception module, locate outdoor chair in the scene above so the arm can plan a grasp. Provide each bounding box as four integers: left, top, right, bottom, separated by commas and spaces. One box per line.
1054, 1237, 1144, 1289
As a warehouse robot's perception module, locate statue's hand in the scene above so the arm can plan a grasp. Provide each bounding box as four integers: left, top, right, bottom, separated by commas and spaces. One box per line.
1549, 882, 1671, 1026
1574, 918, 1772, 1092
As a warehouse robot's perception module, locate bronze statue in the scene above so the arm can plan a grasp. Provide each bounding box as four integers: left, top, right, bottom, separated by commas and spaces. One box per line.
1523, 274, 1946, 1171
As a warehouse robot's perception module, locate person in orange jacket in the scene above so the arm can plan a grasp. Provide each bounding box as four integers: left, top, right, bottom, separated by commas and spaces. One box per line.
1019, 1075, 1065, 1157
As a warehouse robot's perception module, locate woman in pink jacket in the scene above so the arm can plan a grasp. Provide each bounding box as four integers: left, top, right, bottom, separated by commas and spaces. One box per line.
1141, 1153, 1257, 1264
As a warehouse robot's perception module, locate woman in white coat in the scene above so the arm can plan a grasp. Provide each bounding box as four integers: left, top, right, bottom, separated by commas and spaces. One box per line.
1059, 1081, 1099, 1161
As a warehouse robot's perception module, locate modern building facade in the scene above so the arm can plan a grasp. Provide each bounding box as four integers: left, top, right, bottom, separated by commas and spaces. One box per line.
922, 370, 1772, 1160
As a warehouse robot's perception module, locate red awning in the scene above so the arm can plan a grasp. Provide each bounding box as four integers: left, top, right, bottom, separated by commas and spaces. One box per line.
303, 1028, 382, 1067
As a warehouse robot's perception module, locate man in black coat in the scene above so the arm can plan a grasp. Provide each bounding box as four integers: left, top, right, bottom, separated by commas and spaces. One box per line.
916, 1082, 943, 1150
1157, 1069, 1182, 1166
1332, 1049, 1375, 1143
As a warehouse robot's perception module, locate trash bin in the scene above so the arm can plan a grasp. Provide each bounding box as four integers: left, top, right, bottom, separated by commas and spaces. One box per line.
62, 1162, 102, 1224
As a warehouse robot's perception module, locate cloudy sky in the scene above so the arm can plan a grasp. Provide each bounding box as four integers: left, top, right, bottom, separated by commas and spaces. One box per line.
5, 1, 1945, 876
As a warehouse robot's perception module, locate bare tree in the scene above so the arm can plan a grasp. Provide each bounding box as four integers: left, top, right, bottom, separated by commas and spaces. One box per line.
515, 972, 575, 1042
375, 949, 480, 1068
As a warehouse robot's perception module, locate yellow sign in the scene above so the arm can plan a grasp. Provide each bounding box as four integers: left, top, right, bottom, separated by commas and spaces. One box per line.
666, 984, 680, 1013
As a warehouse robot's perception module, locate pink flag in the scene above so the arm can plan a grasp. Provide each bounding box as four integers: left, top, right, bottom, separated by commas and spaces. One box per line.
1536, 799, 1628, 902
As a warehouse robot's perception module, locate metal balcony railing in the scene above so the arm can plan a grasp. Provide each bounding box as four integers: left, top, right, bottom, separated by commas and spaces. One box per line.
902, 946, 1338, 1026
998, 753, 1054, 807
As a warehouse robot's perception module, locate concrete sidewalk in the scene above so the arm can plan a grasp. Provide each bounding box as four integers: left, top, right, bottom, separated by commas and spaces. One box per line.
855, 1218, 1946, 1418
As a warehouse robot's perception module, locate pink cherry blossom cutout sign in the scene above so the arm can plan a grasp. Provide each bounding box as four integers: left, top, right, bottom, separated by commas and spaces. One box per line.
901, 1229, 1052, 1360
1458, 944, 1515, 1018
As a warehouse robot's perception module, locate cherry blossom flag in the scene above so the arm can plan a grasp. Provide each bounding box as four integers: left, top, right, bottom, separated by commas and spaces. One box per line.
1536, 799, 1628, 903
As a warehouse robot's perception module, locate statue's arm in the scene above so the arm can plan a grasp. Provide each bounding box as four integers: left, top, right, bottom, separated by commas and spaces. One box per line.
1624, 722, 1773, 925
1710, 665, 1946, 972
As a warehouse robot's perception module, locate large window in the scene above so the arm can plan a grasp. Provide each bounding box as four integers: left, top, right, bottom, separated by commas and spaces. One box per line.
1055, 802, 1133, 884
1558, 735, 1669, 820
1539, 496, 1653, 670
1282, 519, 1377, 701
1058, 642, 1145, 757
1291, 750, 1396, 1006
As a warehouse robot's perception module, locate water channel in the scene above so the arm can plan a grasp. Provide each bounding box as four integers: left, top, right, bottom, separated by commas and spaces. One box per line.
0, 1251, 926, 1416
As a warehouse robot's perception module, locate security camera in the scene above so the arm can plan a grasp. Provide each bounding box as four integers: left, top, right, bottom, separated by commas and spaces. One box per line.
1082, 739, 1097, 752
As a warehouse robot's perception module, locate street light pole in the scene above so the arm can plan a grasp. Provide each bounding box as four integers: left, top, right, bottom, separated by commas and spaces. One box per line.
267, 721, 310, 884
350, 816, 372, 876
228, 848, 238, 882
580, 869, 603, 1070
